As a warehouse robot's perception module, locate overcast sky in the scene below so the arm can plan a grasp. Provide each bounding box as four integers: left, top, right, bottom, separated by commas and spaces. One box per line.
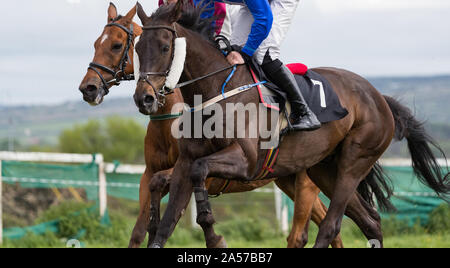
0, 0, 449, 106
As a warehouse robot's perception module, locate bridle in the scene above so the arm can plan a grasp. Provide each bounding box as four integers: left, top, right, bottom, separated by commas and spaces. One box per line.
138, 24, 179, 107
88, 20, 135, 96
139, 24, 237, 107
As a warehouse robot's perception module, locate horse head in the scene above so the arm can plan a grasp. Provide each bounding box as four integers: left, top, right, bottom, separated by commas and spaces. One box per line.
134, 1, 184, 115
79, 3, 142, 105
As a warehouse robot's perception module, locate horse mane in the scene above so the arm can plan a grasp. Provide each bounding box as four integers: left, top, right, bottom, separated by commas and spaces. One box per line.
150, 1, 216, 44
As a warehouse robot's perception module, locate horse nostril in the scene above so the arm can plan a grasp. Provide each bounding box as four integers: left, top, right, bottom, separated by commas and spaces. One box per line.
143, 95, 155, 106
86, 85, 98, 93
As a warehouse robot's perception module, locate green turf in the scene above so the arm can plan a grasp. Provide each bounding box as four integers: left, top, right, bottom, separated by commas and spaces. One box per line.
2, 202, 449, 248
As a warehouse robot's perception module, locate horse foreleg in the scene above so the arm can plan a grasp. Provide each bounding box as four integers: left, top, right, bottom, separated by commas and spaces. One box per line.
147, 168, 172, 247
191, 143, 251, 248
128, 170, 152, 248
149, 160, 194, 248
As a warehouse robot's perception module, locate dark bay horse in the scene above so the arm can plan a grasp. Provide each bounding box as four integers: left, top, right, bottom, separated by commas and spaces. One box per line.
79, 3, 348, 248
134, 2, 450, 248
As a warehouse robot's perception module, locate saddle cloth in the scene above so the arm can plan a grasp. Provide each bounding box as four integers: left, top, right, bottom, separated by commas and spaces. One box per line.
249, 63, 349, 133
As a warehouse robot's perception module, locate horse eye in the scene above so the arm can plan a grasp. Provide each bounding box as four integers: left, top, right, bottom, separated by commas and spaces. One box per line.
112, 43, 123, 51
162, 45, 170, 53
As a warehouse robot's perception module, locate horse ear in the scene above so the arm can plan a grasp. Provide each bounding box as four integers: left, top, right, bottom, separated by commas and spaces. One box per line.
169, 0, 183, 23
123, 5, 137, 23
136, 2, 149, 25
108, 2, 118, 23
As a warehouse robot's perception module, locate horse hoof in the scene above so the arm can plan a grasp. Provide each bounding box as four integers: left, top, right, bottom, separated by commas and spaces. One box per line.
149, 243, 162, 248
214, 237, 228, 248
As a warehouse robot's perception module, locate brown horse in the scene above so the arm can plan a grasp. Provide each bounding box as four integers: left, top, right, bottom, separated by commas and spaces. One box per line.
134, 2, 450, 248
79, 3, 348, 248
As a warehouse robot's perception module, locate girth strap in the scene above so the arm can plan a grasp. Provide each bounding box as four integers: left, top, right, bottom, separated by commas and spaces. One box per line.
253, 148, 280, 180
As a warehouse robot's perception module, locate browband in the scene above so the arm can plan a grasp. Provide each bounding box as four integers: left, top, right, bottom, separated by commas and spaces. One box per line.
143, 25, 178, 38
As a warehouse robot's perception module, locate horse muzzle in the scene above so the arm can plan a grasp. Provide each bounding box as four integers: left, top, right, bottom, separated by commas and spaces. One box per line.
134, 92, 158, 115
79, 81, 108, 106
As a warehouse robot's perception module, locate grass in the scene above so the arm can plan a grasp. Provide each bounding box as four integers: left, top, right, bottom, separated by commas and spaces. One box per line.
3, 225, 449, 248
1, 202, 449, 248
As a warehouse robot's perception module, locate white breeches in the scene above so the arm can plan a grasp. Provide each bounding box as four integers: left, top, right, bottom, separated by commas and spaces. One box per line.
224, 0, 301, 64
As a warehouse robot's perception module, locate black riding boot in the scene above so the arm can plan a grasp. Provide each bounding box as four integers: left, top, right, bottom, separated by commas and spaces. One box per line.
262, 59, 321, 131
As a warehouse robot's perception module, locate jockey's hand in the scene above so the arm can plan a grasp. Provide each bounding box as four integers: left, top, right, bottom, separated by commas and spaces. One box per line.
226, 51, 245, 66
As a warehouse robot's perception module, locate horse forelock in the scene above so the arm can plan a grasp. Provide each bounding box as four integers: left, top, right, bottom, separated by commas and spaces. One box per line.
147, 1, 216, 44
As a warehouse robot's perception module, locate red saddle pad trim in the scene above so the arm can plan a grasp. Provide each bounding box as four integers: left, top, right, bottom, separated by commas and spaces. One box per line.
286, 63, 308, 76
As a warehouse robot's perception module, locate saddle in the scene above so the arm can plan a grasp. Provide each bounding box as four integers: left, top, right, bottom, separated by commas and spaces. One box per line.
249, 62, 349, 125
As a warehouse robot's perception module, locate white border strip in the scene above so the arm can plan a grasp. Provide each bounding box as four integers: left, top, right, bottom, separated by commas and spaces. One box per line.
2, 177, 140, 189
105, 163, 146, 174
380, 158, 448, 167
393, 192, 439, 197
0, 151, 146, 174
0, 151, 102, 164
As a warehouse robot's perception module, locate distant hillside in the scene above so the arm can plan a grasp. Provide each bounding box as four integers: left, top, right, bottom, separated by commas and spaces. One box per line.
369, 75, 450, 123
0, 75, 449, 157
0, 97, 147, 146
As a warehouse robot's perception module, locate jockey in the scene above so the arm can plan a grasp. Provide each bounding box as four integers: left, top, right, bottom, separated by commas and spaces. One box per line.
160, 0, 230, 38
193, 0, 321, 131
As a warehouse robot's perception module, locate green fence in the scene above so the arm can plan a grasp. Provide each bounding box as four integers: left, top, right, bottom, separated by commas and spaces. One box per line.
1, 157, 448, 241
379, 166, 446, 224
282, 166, 448, 225
106, 172, 141, 201
1, 160, 100, 201
0, 159, 147, 240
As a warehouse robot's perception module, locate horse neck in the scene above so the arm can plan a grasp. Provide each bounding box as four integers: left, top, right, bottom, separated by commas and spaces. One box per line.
177, 26, 254, 107
146, 89, 183, 159
155, 89, 184, 116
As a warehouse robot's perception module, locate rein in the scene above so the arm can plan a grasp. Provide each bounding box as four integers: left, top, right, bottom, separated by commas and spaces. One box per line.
140, 24, 237, 89
88, 21, 135, 96
140, 24, 237, 90
140, 25, 243, 101
175, 65, 237, 89
139, 23, 267, 112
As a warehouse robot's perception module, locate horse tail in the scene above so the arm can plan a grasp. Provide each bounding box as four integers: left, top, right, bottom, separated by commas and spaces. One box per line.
357, 163, 396, 212
383, 95, 450, 198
